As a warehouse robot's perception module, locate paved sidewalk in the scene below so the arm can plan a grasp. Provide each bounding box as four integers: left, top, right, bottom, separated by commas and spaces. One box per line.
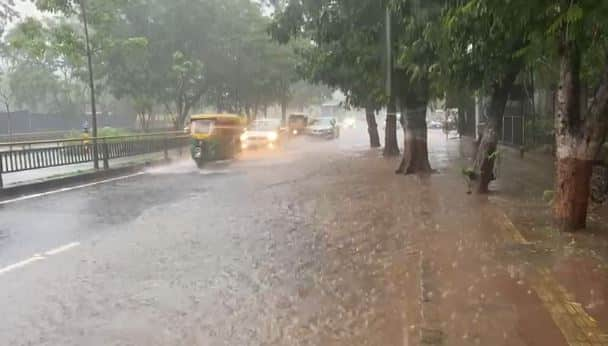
315, 133, 608, 345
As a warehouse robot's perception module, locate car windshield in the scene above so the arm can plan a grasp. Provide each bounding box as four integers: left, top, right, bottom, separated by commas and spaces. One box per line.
249, 121, 278, 131
289, 115, 307, 123
309, 118, 333, 127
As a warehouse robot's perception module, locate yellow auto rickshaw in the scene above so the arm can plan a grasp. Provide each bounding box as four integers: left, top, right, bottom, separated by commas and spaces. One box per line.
189, 114, 245, 168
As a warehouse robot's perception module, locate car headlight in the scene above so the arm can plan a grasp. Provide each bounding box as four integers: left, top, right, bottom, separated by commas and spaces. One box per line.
267, 132, 278, 141
240, 132, 248, 141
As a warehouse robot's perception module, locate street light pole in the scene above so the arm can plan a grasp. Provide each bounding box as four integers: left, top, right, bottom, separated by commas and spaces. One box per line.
80, 0, 99, 169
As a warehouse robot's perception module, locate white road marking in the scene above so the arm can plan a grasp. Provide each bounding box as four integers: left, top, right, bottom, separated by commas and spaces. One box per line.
0, 255, 45, 275
44, 242, 80, 256
199, 169, 233, 175
0, 241, 81, 276
0, 172, 145, 205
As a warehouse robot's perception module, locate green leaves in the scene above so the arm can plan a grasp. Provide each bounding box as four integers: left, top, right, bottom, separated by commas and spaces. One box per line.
272, 0, 387, 109
547, 3, 584, 35
35, 0, 76, 15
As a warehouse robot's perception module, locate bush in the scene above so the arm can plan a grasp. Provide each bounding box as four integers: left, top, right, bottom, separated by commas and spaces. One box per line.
65, 127, 134, 140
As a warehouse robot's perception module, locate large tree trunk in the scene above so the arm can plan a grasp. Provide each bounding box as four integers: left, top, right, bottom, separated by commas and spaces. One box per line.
553, 36, 608, 231
396, 103, 432, 174
138, 112, 150, 132
473, 67, 520, 193
174, 102, 191, 130
365, 106, 381, 148
555, 156, 593, 231
383, 96, 400, 156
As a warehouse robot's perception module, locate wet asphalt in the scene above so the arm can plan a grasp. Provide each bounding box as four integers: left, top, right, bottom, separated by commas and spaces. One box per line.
0, 124, 417, 345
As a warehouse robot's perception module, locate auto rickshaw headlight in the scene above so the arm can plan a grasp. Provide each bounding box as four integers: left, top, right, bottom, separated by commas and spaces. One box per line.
193, 146, 202, 158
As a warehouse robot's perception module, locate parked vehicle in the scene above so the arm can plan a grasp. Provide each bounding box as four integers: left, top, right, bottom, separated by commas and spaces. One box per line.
306, 117, 340, 139
241, 119, 283, 150
189, 114, 244, 168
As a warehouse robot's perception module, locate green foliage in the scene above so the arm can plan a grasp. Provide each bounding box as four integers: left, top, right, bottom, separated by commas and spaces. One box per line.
462, 167, 477, 180
65, 126, 134, 139
271, 0, 387, 110
289, 81, 333, 110
440, 0, 531, 93
2, 0, 306, 128
488, 149, 500, 160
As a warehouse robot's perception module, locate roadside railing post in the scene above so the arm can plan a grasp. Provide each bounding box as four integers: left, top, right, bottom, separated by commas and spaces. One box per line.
0, 152, 4, 189
163, 136, 169, 160
102, 139, 109, 170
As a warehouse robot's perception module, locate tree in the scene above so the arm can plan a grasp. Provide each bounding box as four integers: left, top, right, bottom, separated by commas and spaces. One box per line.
289, 81, 333, 112
0, 73, 14, 140
390, 0, 445, 174
442, 0, 529, 190
0, 0, 19, 37
540, 0, 608, 231
35, 0, 124, 168
4, 19, 90, 116
107, 0, 290, 128
443, 0, 608, 230
106, 37, 158, 130
271, 0, 390, 150
5, 0, 322, 134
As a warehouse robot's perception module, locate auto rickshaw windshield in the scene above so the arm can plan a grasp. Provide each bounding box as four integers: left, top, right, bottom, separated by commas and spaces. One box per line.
191, 119, 214, 135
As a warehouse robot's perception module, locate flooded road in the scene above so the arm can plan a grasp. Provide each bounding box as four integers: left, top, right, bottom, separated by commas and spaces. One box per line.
0, 125, 607, 345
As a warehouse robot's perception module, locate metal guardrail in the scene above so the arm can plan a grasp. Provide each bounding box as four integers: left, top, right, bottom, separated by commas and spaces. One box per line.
0, 132, 190, 188
0, 128, 178, 142
0, 130, 72, 142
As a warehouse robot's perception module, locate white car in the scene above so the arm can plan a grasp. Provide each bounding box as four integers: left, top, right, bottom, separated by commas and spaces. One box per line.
342, 117, 356, 128
306, 117, 340, 139
241, 119, 282, 149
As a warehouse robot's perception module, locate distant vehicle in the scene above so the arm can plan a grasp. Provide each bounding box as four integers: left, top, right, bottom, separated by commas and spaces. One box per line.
342, 117, 356, 128
306, 117, 340, 139
240, 119, 283, 150
288, 113, 309, 136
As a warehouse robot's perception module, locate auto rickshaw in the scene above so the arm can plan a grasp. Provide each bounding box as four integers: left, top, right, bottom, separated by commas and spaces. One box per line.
288, 113, 309, 136
189, 114, 244, 168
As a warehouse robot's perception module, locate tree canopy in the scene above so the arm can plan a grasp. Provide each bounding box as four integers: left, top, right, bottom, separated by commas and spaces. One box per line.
1, 0, 326, 128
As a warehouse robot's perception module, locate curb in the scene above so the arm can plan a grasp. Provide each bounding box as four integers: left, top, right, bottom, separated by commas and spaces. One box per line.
0, 158, 177, 201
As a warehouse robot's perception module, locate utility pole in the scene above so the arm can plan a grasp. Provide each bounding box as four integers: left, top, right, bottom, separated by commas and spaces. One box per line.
80, 0, 99, 169
385, 6, 392, 98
